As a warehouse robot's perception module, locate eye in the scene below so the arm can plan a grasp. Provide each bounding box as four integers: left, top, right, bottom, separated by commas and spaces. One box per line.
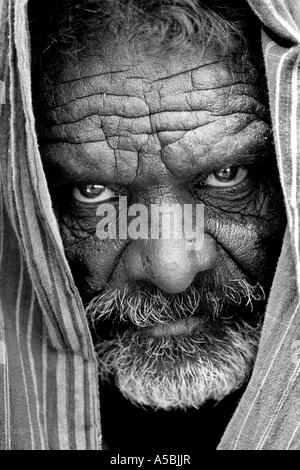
72, 184, 117, 203
204, 166, 248, 188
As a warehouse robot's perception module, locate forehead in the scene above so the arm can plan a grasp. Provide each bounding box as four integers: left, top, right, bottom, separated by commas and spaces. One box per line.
36, 37, 270, 187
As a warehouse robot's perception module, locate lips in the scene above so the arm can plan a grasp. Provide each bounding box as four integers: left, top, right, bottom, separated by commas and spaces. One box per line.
147, 317, 201, 337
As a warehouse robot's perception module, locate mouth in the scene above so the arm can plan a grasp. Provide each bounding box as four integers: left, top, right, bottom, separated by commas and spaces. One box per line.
146, 316, 202, 337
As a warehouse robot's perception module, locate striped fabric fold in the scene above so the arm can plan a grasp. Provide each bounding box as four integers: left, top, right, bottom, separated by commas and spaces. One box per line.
218, 0, 300, 450
0, 0, 101, 450
1, 0, 300, 450
249, 0, 300, 43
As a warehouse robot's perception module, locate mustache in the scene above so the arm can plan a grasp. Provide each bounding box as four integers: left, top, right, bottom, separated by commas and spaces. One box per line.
85, 273, 266, 330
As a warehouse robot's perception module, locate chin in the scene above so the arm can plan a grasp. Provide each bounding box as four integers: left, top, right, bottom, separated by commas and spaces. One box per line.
96, 319, 261, 410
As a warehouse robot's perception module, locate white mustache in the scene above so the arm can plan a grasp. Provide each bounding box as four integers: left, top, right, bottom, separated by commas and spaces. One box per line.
86, 276, 265, 329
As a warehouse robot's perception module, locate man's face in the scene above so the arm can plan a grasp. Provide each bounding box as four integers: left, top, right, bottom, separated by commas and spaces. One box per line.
35, 31, 285, 409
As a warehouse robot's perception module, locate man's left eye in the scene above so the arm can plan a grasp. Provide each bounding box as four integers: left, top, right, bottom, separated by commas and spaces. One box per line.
72, 184, 117, 203
204, 166, 248, 188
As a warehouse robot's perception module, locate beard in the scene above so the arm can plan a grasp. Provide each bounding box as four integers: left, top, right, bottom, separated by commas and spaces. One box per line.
86, 272, 265, 410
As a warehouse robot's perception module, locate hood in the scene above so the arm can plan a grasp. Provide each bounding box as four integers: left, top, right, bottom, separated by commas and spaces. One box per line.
0, 0, 299, 450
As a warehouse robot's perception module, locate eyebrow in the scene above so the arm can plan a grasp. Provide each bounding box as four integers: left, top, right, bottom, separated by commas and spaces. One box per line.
159, 122, 274, 179
205, 134, 274, 172
40, 125, 274, 192
40, 141, 139, 189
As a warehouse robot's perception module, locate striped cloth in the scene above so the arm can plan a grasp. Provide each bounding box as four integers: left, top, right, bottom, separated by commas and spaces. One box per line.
0, 0, 299, 450
218, 0, 300, 449
0, 0, 101, 450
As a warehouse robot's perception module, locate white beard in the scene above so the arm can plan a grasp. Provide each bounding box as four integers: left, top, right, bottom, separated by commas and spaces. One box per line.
88, 278, 264, 410
95, 319, 260, 410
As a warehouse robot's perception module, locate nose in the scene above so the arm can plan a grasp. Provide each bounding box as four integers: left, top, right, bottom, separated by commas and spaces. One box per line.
123, 235, 218, 294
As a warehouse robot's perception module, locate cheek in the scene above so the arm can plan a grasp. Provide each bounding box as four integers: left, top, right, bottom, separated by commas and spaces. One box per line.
206, 203, 285, 282
200, 171, 286, 283
58, 219, 127, 297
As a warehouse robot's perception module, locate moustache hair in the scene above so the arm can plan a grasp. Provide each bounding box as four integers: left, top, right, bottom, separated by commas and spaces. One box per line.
86, 273, 266, 331
86, 273, 266, 410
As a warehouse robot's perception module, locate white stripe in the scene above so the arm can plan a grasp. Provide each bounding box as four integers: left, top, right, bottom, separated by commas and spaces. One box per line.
90, 361, 101, 449
287, 420, 300, 449
4, 337, 10, 450
278, 0, 300, 34
265, 47, 293, 227
257, 361, 300, 448
56, 353, 70, 449
0, 186, 3, 265
15, 255, 35, 449
0, 194, 11, 449
0, 301, 11, 450
274, 48, 294, 236
92, 362, 101, 449
233, 48, 297, 449
265, 40, 276, 56
27, 288, 46, 449
290, 53, 300, 294
0, 80, 5, 105
42, 321, 49, 448
264, 0, 300, 42
88, 362, 96, 449
74, 355, 86, 449
0, 340, 5, 365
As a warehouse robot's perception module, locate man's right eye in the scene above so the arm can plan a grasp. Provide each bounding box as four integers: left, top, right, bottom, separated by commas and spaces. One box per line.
72, 184, 117, 203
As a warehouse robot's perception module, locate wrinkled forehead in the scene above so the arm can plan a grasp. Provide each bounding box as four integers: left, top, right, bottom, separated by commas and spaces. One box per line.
34, 54, 270, 189
35, 16, 261, 112
30, 2, 269, 187
30, 0, 262, 98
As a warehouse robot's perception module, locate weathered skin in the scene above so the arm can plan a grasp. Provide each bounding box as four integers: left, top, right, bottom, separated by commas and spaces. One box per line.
35, 36, 285, 299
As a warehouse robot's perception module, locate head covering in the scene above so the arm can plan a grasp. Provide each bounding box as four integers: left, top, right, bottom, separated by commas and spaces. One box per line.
0, 0, 299, 450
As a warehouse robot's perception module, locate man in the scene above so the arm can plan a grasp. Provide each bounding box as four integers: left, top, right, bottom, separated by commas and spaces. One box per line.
0, 0, 300, 450
30, 0, 287, 448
